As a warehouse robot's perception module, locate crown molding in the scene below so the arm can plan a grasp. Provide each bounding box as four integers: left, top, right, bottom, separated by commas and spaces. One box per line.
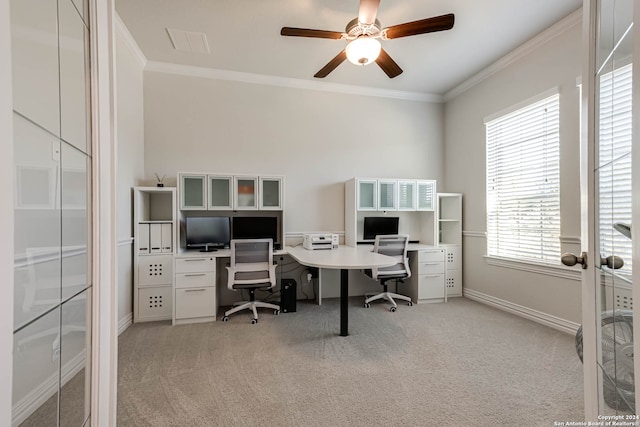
443, 8, 582, 102
114, 13, 147, 68
145, 60, 442, 103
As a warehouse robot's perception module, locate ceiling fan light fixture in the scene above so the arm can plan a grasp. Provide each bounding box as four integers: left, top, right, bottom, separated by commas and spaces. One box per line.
345, 36, 381, 66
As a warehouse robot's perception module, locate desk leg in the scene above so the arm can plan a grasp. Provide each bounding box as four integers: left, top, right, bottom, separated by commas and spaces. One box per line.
340, 269, 348, 336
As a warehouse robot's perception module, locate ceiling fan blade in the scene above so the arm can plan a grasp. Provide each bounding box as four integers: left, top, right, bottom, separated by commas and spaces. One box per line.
358, 0, 380, 25
375, 48, 403, 78
314, 50, 347, 78
280, 27, 343, 39
384, 13, 455, 39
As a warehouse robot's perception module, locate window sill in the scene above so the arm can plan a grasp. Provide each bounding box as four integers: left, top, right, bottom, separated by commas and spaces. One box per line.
484, 255, 581, 281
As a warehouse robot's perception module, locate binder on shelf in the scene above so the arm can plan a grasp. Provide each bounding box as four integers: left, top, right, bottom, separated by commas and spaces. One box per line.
161, 223, 173, 253
138, 223, 150, 254
149, 223, 162, 253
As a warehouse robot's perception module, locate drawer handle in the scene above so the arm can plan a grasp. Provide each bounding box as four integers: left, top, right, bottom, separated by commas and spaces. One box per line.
184, 288, 207, 292
423, 274, 442, 278
422, 262, 441, 266
184, 258, 207, 262
185, 273, 206, 277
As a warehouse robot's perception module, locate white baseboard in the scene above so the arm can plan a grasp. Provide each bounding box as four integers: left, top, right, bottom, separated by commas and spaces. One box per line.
463, 288, 580, 335
118, 312, 133, 336
12, 350, 86, 427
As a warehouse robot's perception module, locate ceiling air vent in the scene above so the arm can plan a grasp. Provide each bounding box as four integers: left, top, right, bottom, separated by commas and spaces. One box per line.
166, 28, 210, 54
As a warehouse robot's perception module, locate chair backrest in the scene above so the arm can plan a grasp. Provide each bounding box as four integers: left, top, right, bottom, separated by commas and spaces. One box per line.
371, 234, 411, 280
227, 239, 276, 290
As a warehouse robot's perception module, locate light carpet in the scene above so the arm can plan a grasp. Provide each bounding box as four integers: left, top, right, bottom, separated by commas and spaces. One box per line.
117, 297, 584, 426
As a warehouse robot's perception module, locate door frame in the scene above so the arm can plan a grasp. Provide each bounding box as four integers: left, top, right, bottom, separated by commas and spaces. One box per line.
579, 0, 600, 419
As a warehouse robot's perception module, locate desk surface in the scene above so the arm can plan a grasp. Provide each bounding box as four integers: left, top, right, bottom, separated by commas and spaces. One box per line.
286, 245, 396, 270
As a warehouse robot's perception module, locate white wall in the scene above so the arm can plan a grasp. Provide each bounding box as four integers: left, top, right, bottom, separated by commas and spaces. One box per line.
143, 72, 444, 235
444, 14, 583, 325
115, 20, 145, 328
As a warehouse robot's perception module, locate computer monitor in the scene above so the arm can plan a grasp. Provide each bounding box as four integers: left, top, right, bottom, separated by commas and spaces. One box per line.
363, 216, 399, 241
185, 216, 230, 251
232, 216, 279, 248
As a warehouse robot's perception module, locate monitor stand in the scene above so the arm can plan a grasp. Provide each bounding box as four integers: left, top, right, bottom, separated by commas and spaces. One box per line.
200, 244, 218, 253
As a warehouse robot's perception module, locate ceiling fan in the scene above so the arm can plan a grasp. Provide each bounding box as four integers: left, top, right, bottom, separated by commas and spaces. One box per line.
280, 0, 455, 79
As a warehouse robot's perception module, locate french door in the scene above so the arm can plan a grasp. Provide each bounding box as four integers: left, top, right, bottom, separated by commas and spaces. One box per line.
580, 0, 639, 419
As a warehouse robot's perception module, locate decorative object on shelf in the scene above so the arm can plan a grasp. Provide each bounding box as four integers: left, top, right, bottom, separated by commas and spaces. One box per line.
155, 173, 166, 187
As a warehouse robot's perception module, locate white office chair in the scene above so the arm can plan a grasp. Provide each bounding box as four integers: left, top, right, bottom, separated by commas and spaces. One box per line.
222, 239, 280, 324
363, 234, 413, 312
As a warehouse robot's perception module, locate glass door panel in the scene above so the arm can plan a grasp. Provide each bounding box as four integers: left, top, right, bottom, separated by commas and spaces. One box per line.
357, 180, 377, 210
260, 177, 282, 210
234, 177, 257, 210
181, 175, 206, 210
208, 176, 232, 210
378, 181, 397, 211
593, 0, 634, 415
398, 180, 416, 210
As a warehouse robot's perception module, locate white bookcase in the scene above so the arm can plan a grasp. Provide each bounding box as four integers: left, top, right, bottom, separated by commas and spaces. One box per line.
133, 187, 177, 322
437, 193, 463, 297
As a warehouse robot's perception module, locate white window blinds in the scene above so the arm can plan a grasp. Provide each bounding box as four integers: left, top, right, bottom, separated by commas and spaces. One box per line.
486, 93, 561, 263
598, 63, 633, 278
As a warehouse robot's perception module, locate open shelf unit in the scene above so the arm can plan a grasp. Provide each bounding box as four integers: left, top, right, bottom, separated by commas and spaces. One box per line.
133, 187, 177, 322
437, 193, 462, 297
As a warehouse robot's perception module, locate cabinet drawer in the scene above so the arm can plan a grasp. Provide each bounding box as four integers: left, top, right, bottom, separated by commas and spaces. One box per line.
175, 257, 216, 273
419, 262, 444, 274
138, 255, 174, 286
175, 272, 215, 289
138, 286, 172, 320
418, 250, 444, 263
418, 274, 445, 300
175, 287, 216, 319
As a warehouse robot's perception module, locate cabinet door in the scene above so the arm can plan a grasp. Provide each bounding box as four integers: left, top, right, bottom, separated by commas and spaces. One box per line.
357, 180, 377, 210
208, 175, 233, 210
234, 176, 258, 210
397, 180, 416, 210
416, 180, 436, 211
260, 176, 283, 210
180, 174, 206, 210
378, 180, 397, 211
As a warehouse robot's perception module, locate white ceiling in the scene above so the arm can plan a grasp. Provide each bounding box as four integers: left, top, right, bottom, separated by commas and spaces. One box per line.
115, 0, 582, 97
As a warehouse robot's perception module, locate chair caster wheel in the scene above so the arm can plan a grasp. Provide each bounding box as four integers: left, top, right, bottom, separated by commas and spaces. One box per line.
251, 318, 258, 324
364, 303, 370, 308
222, 316, 229, 322
274, 309, 280, 316
389, 306, 397, 312
408, 301, 414, 306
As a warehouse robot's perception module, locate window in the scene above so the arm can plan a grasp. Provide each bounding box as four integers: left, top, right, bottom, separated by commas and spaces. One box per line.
486, 92, 560, 263
598, 63, 632, 278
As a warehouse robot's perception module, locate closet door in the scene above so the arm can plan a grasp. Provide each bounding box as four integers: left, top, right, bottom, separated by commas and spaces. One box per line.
11, 0, 92, 425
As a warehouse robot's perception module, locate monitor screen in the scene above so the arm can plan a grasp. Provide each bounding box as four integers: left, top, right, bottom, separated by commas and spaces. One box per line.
185, 216, 230, 249
363, 216, 399, 241
232, 216, 278, 245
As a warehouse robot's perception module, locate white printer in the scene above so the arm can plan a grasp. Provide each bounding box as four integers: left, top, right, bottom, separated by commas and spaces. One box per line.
303, 233, 339, 250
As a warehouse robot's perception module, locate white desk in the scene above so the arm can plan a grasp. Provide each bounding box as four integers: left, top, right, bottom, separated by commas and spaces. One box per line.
287, 245, 396, 336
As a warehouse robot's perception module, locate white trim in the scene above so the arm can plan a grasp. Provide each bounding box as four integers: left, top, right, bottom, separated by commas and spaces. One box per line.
560, 235, 581, 245
444, 9, 582, 102
0, 0, 14, 422
463, 289, 580, 335
484, 255, 581, 281
483, 86, 559, 124
12, 350, 86, 427
145, 61, 442, 103
118, 312, 133, 336
114, 13, 146, 68
462, 230, 486, 238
